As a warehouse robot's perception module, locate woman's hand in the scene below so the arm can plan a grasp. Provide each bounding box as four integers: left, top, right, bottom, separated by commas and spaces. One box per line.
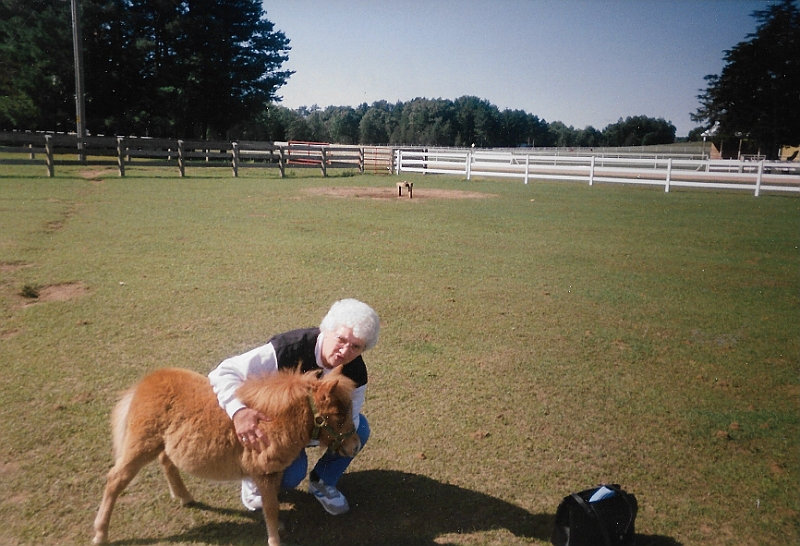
233, 407, 271, 452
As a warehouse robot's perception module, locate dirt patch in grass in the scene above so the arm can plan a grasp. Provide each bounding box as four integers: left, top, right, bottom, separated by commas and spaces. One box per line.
0, 328, 20, 340
80, 168, 117, 180
0, 261, 33, 272
0, 460, 21, 476
304, 186, 494, 200
36, 282, 90, 302
40, 199, 82, 232
18, 281, 90, 306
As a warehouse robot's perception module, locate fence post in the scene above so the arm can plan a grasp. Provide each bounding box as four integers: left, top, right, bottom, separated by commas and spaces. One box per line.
178, 140, 185, 177
320, 147, 327, 177
755, 160, 763, 197
279, 146, 285, 178
78, 134, 86, 163
117, 136, 125, 177
524, 154, 530, 184
45, 135, 53, 177
466, 151, 472, 180
359, 147, 365, 173
665, 158, 672, 193
231, 142, 239, 177
589, 155, 595, 186
394, 149, 399, 175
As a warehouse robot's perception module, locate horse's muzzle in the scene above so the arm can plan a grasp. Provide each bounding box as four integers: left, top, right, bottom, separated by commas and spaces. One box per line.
331, 432, 361, 458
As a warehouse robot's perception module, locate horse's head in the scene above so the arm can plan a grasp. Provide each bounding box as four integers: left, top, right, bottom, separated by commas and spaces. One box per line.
308, 367, 361, 457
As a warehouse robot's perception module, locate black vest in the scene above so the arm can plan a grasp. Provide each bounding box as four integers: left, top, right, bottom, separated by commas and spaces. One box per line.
269, 328, 368, 388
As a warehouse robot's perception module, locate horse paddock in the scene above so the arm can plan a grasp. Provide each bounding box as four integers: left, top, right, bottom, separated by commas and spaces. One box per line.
0, 168, 796, 545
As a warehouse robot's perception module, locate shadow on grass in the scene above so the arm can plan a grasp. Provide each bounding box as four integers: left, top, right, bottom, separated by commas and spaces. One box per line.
634, 536, 683, 546
111, 470, 681, 546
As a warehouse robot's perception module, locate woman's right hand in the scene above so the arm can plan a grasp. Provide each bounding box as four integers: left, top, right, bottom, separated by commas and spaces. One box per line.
233, 407, 271, 452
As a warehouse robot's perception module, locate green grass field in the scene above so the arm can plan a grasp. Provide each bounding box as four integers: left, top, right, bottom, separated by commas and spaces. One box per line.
0, 165, 797, 545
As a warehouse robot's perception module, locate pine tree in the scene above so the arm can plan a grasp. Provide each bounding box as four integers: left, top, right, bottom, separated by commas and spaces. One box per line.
693, 0, 800, 157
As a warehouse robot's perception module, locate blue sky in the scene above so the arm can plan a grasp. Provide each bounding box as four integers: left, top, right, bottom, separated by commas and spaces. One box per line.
264, 1, 771, 136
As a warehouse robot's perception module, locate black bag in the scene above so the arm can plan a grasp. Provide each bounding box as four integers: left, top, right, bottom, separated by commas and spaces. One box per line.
551, 484, 638, 546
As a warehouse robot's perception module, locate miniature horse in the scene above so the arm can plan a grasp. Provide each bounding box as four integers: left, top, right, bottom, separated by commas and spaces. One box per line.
93, 366, 359, 546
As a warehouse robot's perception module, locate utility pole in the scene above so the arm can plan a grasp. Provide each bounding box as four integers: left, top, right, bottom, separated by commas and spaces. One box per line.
70, 0, 86, 159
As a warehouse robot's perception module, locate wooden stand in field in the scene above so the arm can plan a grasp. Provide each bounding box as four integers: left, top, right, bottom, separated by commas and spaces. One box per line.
397, 180, 413, 198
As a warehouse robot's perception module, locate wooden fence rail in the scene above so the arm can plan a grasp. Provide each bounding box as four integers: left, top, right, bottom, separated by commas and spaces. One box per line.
0, 133, 400, 178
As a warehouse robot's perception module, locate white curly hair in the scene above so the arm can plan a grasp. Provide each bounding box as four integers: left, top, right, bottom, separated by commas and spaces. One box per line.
319, 298, 380, 351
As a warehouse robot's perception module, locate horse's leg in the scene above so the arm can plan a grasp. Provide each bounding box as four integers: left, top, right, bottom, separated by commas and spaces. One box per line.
93, 450, 160, 544
158, 452, 194, 505
255, 473, 282, 546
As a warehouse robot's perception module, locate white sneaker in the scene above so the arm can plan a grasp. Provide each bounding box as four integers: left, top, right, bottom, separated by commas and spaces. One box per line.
241, 479, 263, 511
308, 479, 349, 515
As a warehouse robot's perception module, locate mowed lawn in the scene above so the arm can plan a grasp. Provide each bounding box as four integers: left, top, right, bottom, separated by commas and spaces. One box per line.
0, 165, 797, 546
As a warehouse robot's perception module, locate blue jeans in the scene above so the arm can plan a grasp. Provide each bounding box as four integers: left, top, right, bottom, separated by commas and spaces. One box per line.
281, 413, 370, 488
241, 413, 371, 509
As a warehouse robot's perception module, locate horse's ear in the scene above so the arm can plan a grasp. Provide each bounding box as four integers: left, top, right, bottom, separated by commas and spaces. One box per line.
316, 378, 338, 398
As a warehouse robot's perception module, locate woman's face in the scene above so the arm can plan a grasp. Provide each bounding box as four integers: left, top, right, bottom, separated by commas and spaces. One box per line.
320, 326, 366, 369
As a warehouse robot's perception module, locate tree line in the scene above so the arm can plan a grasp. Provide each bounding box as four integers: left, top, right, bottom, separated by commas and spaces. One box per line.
238, 99, 677, 148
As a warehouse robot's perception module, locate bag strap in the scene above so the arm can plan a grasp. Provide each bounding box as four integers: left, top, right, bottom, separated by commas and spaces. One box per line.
604, 484, 635, 536
570, 493, 613, 546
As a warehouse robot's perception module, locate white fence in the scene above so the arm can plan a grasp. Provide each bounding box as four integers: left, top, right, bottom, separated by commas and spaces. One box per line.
3, 131, 797, 196
395, 149, 800, 197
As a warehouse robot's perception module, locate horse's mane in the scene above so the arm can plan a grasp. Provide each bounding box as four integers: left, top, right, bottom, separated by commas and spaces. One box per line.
235, 367, 356, 416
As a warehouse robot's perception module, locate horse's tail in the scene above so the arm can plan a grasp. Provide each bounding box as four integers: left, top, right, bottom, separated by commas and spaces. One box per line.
110, 389, 134, 462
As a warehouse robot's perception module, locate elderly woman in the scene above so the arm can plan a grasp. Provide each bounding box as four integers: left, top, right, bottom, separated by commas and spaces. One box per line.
209, 298, 380, 516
